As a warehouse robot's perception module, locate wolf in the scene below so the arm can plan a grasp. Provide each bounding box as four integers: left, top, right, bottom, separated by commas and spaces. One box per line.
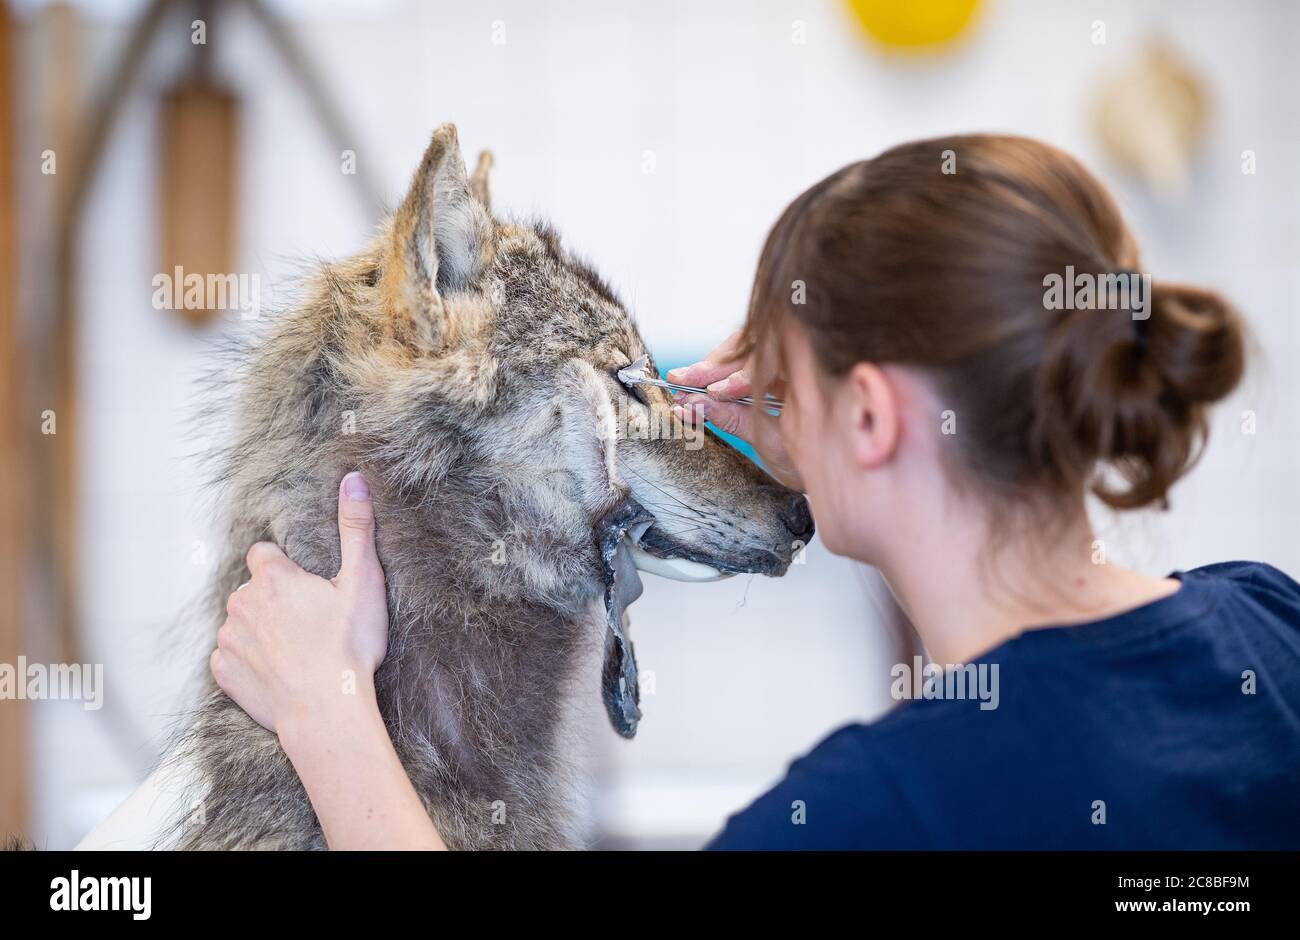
77, 124, 813, 850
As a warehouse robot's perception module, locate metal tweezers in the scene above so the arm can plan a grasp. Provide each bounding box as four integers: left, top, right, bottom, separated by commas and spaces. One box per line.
617, 355, 784, 414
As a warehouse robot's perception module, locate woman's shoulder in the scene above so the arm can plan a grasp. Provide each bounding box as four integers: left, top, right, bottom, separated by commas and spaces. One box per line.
1185, 559, 1300, 594
705, 559, 1300, 850
706, 704, 1013, 850
705, 722, 923, 850
1182, 559, 1300, 623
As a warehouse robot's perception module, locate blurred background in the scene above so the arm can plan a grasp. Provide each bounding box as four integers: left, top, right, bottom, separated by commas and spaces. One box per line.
0, 0, 1296, 849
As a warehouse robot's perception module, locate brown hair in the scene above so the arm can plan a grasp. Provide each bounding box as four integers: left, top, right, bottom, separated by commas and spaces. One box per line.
739, 135, 1244, 512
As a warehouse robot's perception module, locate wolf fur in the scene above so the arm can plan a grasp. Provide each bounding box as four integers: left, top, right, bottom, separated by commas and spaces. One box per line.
131, 125, 812, 850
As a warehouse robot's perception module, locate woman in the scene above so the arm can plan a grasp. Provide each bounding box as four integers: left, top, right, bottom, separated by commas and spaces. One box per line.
210, 135, 1300, 849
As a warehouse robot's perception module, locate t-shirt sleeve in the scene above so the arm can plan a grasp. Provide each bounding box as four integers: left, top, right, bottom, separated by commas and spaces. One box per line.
704, 724, 926, 850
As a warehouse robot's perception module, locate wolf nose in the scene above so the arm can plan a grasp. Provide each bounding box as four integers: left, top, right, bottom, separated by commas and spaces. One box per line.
778, 494, 815, 543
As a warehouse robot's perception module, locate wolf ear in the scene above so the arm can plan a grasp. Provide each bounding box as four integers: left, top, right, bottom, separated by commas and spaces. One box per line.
470, 150, 493, 210
388, 124, 492, 306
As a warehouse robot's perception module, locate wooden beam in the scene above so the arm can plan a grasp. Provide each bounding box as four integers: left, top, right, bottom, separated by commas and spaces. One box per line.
49, 0, 169, 669
0, 0, 29, 840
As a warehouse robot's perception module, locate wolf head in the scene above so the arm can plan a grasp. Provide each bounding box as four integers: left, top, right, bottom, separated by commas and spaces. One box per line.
374, 124, 814, 736
370, 123, 811, 566
230, 124, 812, 742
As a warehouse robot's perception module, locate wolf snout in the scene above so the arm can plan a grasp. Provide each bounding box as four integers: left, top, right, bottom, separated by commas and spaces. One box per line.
777, 493, 815, 544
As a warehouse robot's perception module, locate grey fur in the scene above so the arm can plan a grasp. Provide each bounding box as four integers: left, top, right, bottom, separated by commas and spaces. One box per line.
169, 125, 813, 850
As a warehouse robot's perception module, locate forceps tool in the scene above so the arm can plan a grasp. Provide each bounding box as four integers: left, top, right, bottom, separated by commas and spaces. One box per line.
617, 355, 785, 414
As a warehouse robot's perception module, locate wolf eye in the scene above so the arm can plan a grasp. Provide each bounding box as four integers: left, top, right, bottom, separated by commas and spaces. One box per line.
611, 363, 651, 405
620, 378, 651, 406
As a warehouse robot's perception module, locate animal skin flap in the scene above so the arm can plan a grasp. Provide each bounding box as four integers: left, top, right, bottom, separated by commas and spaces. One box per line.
596, 497, 655, 738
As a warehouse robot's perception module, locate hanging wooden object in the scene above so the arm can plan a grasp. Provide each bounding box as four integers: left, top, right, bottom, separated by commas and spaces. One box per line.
159, 81, 239, 326
46, 1, 85, 672
0, 0, 27, 840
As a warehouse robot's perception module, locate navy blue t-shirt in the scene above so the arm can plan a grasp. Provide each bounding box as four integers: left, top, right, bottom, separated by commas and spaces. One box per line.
707, 561, 1300, 850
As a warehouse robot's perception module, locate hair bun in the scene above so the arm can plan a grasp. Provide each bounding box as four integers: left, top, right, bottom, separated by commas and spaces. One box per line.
1035, 280, 1244, 510
1146, 282, 1245, 404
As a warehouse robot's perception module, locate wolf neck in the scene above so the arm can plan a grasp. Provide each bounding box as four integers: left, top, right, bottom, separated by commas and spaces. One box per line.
218, 462, 608, 845
365, 495, 607, 840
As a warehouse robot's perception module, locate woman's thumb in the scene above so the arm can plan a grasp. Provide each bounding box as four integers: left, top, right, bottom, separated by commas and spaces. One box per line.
337, 472, 380, 582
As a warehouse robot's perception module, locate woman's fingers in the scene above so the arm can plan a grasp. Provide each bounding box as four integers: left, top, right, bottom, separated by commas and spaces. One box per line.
698, 401, 751, 440
337, 472, 382, 588
245, 540, 286, 574
705, 368, 753, 399
210, 644, 250, 697
673, 394, 805, 492
209, 646, 274, 732
674, 394, 754, 442
666, 330, 747, 389
209, 647, 229, 686
673, 394, 708, 425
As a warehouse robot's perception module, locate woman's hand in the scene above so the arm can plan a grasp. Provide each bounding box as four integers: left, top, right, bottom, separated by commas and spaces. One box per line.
210, 472, 446, 850
668, 331, 805, 491
210, 472, 389, 740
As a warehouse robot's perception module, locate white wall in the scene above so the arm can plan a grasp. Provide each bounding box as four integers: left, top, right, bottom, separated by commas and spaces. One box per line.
19, 0, 1300, 848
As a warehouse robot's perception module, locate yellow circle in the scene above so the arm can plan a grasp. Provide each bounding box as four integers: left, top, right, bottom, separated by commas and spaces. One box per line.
845, 0, 981, 48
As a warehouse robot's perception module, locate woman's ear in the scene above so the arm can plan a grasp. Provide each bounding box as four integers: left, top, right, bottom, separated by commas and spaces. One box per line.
845, 362, 901, 469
